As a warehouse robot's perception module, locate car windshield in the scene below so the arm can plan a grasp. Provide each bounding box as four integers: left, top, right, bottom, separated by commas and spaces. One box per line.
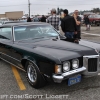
14, 25, 59, 41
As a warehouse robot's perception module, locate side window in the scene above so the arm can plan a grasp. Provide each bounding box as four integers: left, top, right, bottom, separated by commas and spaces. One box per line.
0, 27, 12, 40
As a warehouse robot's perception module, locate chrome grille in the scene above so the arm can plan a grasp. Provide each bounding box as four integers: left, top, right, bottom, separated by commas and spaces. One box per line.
88, 58, 97, 72
83, 55, 99, 76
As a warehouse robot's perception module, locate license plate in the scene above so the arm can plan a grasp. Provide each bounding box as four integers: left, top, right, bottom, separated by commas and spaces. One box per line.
68, 74, 81, 86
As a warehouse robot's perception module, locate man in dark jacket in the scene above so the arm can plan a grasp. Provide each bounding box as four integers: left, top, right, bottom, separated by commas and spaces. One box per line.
61, 9, 77, 39
41, 15, 46, 22
27, 17, 32, 22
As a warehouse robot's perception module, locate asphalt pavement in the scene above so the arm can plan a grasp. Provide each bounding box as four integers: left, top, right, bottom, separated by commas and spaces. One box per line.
0, 26, 100, 100
81, 26, 100, 42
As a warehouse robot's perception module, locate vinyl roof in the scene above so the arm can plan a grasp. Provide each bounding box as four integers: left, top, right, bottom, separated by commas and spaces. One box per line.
0, 22, 50, 27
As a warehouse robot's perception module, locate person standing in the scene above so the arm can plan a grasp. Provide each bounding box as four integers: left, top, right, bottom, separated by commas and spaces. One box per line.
33, 15, 39, 22
84, 15, 90, 31
61, 9, 77, 40
27, 17, 32, 22
40, 15, 46, 22
73, 10, 81, 40
46, 8, 60, 30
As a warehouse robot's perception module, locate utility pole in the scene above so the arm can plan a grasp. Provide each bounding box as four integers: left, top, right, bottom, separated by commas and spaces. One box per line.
28, 0, 30, 17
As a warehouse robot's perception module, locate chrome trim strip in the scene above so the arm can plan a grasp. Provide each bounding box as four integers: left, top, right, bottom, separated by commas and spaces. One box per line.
83, 55, 99, 58
62, 67, 86, 77
0, 57, 25, 72
53, 66, 86, 83
0, 52, 21, 62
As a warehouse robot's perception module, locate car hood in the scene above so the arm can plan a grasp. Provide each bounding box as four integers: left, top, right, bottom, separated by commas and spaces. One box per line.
80, 39, 100, 54
16, 39, 97, 63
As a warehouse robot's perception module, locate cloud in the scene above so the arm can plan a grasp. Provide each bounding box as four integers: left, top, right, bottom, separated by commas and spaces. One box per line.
0, 0, 100, 14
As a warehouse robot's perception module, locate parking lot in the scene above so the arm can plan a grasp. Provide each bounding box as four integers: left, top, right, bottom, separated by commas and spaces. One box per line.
0, 26, 100, 100
81, 26, 100, 42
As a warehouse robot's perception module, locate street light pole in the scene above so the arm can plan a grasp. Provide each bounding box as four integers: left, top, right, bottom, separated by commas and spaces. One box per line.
28, 0, 30, 17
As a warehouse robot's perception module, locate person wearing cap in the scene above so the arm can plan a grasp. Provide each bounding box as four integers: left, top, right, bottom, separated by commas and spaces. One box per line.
73, 10, 81, 40
61, 9, 77, 41
46, 8, 60, 30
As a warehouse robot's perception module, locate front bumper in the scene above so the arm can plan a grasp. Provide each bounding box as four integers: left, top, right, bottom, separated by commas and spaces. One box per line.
53, 55, 100, 83
53, 66, 86, 83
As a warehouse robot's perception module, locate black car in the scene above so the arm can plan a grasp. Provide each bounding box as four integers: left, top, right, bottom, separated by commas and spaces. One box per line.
0, 22, 99, 88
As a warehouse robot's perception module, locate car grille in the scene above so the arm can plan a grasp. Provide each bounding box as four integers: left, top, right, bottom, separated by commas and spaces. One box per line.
88, 58, 97, 72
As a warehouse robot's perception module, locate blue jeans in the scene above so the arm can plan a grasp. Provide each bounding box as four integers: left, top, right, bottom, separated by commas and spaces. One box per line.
65, 32, 74, 38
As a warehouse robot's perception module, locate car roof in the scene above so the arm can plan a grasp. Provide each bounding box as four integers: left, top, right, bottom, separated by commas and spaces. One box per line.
4, 21, 26, 23
0, 22, 50, 27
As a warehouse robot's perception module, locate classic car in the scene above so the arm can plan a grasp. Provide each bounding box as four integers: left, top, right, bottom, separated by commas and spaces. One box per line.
0, 22, 100, 89
88, 14, 100, 26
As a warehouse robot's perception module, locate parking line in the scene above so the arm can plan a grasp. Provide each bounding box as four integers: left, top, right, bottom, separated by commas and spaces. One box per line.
82, 32, 100, 36
12, 66, 26, 90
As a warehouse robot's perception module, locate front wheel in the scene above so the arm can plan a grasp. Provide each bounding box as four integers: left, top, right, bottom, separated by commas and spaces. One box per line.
25, 61, 46, 89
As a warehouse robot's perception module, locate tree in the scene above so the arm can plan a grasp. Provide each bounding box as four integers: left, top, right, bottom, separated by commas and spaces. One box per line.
92, 8, 100, 13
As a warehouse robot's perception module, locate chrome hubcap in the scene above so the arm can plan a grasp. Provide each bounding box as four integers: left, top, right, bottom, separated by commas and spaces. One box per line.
27, 63, 37, 83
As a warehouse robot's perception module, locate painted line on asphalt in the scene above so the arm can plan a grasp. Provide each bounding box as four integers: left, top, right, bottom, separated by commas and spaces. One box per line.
12, 66, 26, 90
98, 73, 100, 75
82, 32, 100, 36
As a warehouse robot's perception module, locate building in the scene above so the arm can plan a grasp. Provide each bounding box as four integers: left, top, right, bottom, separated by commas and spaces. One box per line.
0, 11, 23, 20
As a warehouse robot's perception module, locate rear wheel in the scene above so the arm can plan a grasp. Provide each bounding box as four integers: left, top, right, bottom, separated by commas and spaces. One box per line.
25, 61, 46, 89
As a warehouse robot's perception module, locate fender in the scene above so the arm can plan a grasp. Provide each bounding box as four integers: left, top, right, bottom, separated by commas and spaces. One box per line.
21, 56, 40, 72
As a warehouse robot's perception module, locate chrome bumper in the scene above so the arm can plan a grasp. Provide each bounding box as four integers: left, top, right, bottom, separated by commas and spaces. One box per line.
53, 55, 100, 83
53, 66, 86, 83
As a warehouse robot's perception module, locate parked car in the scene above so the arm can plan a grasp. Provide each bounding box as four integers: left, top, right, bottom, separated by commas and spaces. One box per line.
88, 14, 100, 26
0, 18, 9, 22
0, 22, 100, 89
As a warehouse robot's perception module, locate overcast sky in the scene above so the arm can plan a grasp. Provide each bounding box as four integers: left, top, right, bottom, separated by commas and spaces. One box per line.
0, 0, 100, 15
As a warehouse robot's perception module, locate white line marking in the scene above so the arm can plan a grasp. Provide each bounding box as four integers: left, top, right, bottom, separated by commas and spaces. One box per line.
82, 32, 100, 36
98, 73, 100, 75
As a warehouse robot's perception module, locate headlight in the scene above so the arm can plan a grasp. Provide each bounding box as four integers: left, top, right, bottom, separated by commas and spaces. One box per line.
72, 59, 79, 69
63, 61, 70, 72
55, 65, 62, 74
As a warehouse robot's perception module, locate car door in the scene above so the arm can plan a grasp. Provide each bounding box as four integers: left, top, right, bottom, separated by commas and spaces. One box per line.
0, 26, 22, 68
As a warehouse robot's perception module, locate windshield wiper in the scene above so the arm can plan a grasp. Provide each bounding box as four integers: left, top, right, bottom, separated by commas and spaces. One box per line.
46, 35, 60, 39
33, 36, 60, 40
32, 37, 46, 40
17, 36, 59, 42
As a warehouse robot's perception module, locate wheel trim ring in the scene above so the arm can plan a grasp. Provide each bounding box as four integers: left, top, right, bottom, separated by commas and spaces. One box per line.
27, 64, 37, 83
